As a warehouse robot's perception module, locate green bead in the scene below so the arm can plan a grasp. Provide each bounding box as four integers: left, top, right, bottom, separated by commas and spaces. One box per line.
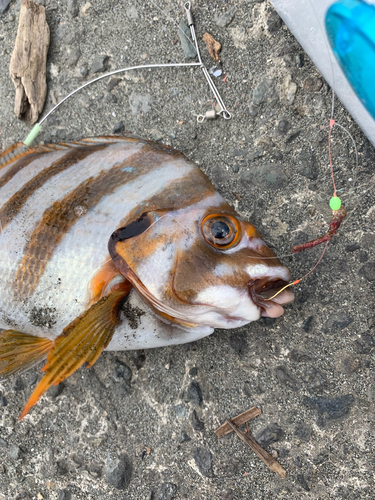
329, 196, 341, 210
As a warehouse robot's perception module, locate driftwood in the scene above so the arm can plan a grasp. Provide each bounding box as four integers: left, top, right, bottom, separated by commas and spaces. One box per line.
225, 419, 287, 478
215, 407, 287, 478
9, 0, 50, 124
214, 407, 262, 437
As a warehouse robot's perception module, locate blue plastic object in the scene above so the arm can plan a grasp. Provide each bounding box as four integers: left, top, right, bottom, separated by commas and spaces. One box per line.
326, 0, 375, 120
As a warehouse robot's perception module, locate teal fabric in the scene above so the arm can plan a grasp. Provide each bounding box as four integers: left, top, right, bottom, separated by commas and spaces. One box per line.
326, 0, 375, 119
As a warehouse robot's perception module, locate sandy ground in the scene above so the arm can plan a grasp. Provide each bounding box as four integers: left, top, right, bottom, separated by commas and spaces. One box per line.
0, 0, 374, 499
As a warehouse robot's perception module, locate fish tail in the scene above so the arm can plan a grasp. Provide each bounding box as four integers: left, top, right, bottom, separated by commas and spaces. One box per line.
0, 330, 53, 378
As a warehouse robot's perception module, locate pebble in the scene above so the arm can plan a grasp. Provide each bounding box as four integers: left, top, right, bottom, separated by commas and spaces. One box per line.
67, 48, 81, 67
256, 423, 283, 447
0, 395, 7, 406
296, 53, 305, 67
107, 77, 122, 92
191, 410, 204, 431
155, 482, 177, 500
274, 365, 300, 391
253, 80, 269, 105
91, 55, 109, 74
294, 422, 312, 442
297, 150, 319, 180
258, 317, 276, 326
358, 251, 368, 263
285, 129, 301, 143
106, 454, 132, 490
301, 315, 314, 332
345, 243, 360, 252
150, 129, 164, 142
267, 11, 283, 33
0, 437, 7, 448
322, 312, 353, 333
129, 92, 153, 115
113, 121, 125, 134
57, 490, 71, 500
178, 21, 197, 59
67, 0, 79, 17
232, 164, 239, 173
193, 447, 212, 477
9, 444, 22, 460
12, 377, 24, 391
284, 74, 297, 105
56, 460, 69, 475
214, 7, 236, 28
303, 77, 323, 92
179, 431, 191, 443
290, 349, 311, 362
47, 383, 65, 399
334, 350, 361, 374
303, 394, 354, 425
229, 331, 248, 357
296, 474, 310, 492
80, 2, 92, 17
79, 64, 89, 78
302, 367, 326, 390
112, 359, 132, 385
189, 367, 198, 377
187, 381, 203, 406
358, 261, 375, 281
241, 163, 288, 190
0, 0, 11, 15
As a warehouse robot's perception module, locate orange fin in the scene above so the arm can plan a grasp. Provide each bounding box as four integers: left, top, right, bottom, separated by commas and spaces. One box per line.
20, 290, 127, 419
90, 257, 132, 304
0, 330, 53, 378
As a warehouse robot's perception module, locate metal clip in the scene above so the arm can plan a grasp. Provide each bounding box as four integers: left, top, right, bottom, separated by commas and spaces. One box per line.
196, 109, 217, 123
184, 2, 194, 26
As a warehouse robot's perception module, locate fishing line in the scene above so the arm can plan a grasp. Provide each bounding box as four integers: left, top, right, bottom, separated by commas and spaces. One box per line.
264, 0, 362, 301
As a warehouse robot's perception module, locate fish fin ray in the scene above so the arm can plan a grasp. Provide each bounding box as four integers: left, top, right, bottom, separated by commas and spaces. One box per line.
20, 290, 127, 419
0, 330, 53, 378
0, 143, 37, 170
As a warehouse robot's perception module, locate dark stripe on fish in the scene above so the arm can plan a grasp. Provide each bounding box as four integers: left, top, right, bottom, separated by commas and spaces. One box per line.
0, 144, 108, 230
15, 145, 178, 297
120, 167, 217, 227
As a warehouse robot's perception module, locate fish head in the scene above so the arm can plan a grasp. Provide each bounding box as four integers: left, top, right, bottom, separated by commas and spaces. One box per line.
108, 203, 294, 330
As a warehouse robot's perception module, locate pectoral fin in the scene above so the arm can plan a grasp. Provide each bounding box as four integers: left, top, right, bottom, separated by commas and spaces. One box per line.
0, 330, 53, 377
20, 290, 127, 419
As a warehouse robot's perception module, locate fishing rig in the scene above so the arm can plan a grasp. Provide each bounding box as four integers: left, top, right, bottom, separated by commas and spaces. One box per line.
23, 2, 230, 148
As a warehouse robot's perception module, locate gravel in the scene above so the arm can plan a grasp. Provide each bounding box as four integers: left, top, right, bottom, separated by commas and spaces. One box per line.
0, 0, 374, 498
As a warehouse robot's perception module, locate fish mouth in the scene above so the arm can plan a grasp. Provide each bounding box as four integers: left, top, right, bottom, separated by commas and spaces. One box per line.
248, 277, 294, 318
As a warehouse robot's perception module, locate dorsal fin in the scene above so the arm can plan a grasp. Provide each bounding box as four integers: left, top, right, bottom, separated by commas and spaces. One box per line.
0, 142, 36, 170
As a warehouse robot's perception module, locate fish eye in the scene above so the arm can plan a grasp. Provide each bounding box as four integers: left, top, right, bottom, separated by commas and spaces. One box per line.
201, 214, 241, 249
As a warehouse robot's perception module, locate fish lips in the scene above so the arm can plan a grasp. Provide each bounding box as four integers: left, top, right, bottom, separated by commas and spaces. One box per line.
248, 277, 294, 318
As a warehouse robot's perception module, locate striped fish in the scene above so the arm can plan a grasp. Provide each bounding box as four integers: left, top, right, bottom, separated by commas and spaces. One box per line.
0, 136, 293, 417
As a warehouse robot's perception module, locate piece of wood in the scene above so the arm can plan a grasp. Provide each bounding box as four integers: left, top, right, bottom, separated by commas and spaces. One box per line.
225, 419, 287, 478
9, 0, 50, 124
203, 32, 221, 61
214, 407, 262, 437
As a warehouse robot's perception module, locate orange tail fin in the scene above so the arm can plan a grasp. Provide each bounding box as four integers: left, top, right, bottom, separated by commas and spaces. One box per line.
0, 330, 53, 378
